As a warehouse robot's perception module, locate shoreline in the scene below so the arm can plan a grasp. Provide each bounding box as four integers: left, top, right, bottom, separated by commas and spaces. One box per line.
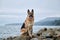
1, 28, 60, 40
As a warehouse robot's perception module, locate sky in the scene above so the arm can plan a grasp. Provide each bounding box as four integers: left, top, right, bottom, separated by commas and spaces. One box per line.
0, 0, 60, 25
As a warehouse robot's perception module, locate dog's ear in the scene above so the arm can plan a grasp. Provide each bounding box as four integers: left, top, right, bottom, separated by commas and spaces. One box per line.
27, 9, 30, 13
31, 9, 34, 13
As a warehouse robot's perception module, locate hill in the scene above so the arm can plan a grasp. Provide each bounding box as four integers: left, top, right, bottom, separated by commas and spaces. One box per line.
34, 17, 60, 26
5, 17, 60, 26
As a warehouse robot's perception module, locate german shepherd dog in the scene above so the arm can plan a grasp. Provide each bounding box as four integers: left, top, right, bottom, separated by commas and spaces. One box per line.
21, 9, 34, 38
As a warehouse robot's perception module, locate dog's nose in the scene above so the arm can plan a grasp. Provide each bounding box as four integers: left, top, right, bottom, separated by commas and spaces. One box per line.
29, 15, 33, 17
30, 15, 32, 16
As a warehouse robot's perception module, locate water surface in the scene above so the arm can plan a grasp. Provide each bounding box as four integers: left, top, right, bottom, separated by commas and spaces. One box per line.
0, 25, 60, 38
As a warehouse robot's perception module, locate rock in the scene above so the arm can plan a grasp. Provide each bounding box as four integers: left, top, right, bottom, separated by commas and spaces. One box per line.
6, 37, 13, 40
36, 28, 60, 40
0, 38, 3, 40
13, 36, 20, 40
2, 28, 60, 40
13, 35, 31, 40
31, 38, 38, 40
3, 38, 5, 40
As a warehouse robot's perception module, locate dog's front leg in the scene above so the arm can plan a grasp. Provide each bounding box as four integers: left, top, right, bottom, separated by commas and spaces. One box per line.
28, 28, 32, 38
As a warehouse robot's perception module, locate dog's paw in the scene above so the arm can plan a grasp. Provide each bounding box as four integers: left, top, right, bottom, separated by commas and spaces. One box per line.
29, 35, 33, 38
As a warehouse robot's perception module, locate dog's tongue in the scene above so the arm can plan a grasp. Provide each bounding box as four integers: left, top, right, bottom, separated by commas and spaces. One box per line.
30, 16, 32, 19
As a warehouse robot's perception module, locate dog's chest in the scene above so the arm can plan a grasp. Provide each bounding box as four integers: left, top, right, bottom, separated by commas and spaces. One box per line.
27, 22, 33, 27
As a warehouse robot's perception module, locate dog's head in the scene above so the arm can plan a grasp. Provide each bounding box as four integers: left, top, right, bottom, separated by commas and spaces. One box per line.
27, 9, 34, 19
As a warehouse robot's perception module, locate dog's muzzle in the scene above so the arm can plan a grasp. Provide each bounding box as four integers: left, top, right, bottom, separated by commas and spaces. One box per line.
29, 15, 33, 18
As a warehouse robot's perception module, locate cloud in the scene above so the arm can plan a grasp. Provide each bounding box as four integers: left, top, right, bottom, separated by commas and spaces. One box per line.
0, 0, 60, 23
0, 15, 19, 19
0, 15, 25, 24
0, 8, 26, 15
0, 0, 40, 9
0, 0, 60, 15
0, 8, 40, 15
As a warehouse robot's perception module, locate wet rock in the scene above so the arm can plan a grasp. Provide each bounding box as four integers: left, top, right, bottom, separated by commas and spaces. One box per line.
31, 38, 38, 40
13, 35, 32, 40
3, 38, 5, 40
0, 38, 3, 40
36, 28, 60, 40
6, 37, 13, 40
2, 28, 60, 40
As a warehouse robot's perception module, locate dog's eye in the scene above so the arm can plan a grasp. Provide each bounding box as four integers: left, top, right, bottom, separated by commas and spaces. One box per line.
28, 13, 31, 15
28, 12, 30, 15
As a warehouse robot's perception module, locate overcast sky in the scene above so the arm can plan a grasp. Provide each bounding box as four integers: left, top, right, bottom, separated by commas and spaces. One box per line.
0, 0, 60, 25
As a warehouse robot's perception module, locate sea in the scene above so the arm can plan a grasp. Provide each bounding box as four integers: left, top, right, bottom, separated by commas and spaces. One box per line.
0, 25, 60, 38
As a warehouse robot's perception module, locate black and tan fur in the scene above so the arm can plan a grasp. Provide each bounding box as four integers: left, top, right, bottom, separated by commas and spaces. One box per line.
21, 9, 34, 38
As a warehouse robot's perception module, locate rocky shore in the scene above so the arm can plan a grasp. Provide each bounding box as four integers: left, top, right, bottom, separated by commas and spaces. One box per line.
1, 28, 60, 40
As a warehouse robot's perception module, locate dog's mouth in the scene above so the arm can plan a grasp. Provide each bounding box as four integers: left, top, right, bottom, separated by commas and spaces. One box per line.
29, 15, 33, 19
